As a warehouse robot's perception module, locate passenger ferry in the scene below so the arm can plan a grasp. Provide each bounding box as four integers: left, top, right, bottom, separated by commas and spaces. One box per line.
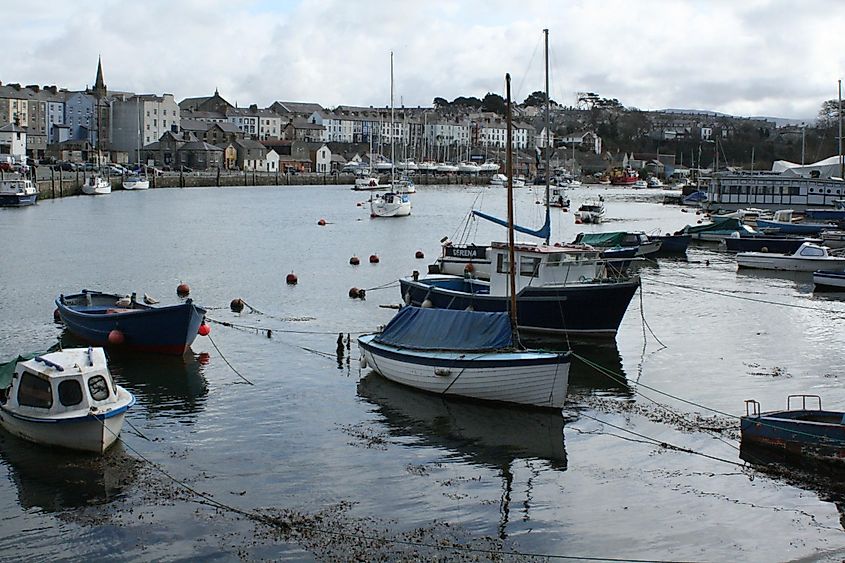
705, 169, 845, 212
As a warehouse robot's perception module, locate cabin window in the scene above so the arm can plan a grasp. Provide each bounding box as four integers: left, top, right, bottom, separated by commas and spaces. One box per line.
58, 379, 83, 406
520, 256, 541, 277
800, 246, 825, 257
17, 372, 53, 409
88, 375, 110, 401
496, 254, 511, 274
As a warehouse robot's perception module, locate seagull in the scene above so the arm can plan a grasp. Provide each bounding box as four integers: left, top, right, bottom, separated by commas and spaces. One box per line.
143, 293, 160, 305
115, 295, 132, 307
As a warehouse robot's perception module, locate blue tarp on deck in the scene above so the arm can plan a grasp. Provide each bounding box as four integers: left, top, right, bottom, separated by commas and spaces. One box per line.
374, 306, 513, 351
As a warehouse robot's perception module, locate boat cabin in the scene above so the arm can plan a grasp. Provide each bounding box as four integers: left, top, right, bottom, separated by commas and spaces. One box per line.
2, 347, 119, 419
487, 241, 606, 295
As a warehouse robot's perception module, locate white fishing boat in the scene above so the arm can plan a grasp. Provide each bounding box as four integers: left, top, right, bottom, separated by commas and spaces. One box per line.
575, 200, 604, 224
0, 177, 38, 206
122, 175, 149, 190
81, 174, 111, 195
0, 347, 135, 453
736, 242, 845, 271
479, 161, 501, 173
358, 307, 570, 409
489, 173, 508, 186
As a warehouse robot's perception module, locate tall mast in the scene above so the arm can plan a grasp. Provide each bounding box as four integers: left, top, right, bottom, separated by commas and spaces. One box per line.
390, 51, 395, 188
505, 73, 518, 330
839, 79, 843, 180
543, 28, 551, 245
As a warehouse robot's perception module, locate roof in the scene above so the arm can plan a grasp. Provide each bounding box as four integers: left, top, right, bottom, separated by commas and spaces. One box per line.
0, 123, 25, 133
273, 101, 324, 114
234, 139, 267, 150
180, 119, 210, 132
179, 141, 224, 152
290, 119, 324, 130
209, 122, 240, 133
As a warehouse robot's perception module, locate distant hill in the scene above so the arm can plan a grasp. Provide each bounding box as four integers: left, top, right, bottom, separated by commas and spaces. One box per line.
659, 108, 812, 128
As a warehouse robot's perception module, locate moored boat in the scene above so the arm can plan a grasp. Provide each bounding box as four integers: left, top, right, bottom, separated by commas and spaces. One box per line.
573, 231, 662, 257
741, 395, 845, 469
122, 175, 149, 190
358, 306, 570, 409
755, 209, 837, 235
0, 177, 38, 206
722, 234, 821, 254
813, 269, 845, 290
369, 191, 411, 218
0, 347, 135, 453
678, 216, 757, 241
55, 290, 207, 355
735, 242, 845, 271
81, 174, 111, 195
575, 200, 604, 224
650, 233, 691, 254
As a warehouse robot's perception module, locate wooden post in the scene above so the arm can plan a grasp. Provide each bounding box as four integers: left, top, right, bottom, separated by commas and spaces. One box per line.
50, 167, 55, 198
216, 167, 220, 187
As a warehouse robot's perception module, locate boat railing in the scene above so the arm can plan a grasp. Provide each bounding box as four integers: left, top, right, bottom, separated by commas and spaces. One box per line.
744, 399, 761, 417
787, 394, 822, 412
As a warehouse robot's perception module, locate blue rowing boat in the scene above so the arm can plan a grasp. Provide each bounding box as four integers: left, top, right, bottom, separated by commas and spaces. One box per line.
740, 395, 845, 467
55, 290, 207, 355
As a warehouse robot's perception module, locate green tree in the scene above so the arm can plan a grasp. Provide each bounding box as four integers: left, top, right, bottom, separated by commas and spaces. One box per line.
433, 97, 449, 109
817, 99, 840, 129
522, 91, 556, 107
481, 92, 505, 114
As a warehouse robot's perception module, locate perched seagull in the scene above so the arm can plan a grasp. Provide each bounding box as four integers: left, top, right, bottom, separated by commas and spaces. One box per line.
143, 293, 160, 305
115, 295, 132, 307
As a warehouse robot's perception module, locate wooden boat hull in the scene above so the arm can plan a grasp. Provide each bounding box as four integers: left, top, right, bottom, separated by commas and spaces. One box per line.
399, 276, 640, 336
0, 390, 134, 454
740, 409, 845, 465
56, 290, 206, 355
358, 335, 570, 409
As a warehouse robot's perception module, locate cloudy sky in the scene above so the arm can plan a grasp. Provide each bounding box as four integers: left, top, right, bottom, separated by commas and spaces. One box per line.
8, 0, 844, 120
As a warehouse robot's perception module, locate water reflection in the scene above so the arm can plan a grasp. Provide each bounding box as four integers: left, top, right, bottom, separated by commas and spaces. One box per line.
735, 268, 815, 294
357, 373, 567, 537
0, 431, 138, 512
567, 340, 632, 397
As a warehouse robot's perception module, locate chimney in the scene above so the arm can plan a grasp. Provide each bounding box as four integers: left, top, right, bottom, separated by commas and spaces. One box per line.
26, 84, 40, 92
249, 104, 258, 112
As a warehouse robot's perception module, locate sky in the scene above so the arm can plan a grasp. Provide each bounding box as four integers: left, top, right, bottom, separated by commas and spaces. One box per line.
7, 0, 845, 121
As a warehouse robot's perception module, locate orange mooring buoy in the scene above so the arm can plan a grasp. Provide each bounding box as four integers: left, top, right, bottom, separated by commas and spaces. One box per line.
230, 298, 245, 313
176, 282, 190, 297
286, 272, 298, 285
349, 256, 360, 265
198, 323, 211, 336
318, 218, 327, 226
369, 254, 380, 264
108, 329, 125, 345
348, 287, 360, 298
415, 250, 425, 259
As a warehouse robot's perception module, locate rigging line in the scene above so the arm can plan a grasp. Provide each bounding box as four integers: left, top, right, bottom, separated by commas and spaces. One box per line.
206, 333, 254, 385
641, 275, 845, 313
575, 411, 746, 468
206, 317, 371, 336
97, 416, 710, 563
638, 284, 666, 349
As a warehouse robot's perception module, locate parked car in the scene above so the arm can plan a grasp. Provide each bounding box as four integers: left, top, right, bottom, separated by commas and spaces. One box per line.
53, 162, 76, 171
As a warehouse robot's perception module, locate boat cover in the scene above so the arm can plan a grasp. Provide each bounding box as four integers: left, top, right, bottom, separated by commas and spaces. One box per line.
374, 306, 513, 351
574, 232, 626, 247
683, 216, 743, 234
0, 344, 60, 389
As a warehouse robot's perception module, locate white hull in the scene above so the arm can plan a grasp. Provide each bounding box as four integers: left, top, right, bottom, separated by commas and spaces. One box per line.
359, 337, 569, 409
81, 177, 111, 195
122, 178, 150, 190
814, 271, 845, 289
736, 254, 845, 271
436, 164, 459, 173
370, 194, 411, 217
576, 211, 602, 224
0, 407, 127, 453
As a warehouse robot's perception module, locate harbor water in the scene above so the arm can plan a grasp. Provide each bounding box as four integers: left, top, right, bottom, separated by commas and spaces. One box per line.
2, 184, 845, 561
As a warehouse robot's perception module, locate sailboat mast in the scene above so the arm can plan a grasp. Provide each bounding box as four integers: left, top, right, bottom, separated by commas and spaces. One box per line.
505, 73, 518, 328
839, 79, 843, 180
543, 28, 551, 245
390, 51, 395, 188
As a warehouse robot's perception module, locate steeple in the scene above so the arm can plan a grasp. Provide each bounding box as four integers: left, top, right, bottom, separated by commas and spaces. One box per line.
93, 55, 107, 99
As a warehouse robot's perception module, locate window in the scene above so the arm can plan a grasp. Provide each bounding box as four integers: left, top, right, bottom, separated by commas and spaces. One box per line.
18, 372, 53, 408
58, 379, 83, 406
88, 375, 110, 401
800, 246, 825, 257
520, 256, 541, 277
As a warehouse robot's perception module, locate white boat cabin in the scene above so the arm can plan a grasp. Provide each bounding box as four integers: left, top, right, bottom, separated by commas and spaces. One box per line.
488, 241, 606, 295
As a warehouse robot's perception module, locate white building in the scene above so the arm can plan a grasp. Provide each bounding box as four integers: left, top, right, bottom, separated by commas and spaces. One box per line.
308, 111, 354, 143
111, 93, 180, 161
0, 123, 27, 161
559, 130, 602, 155
227, 105, 283, 140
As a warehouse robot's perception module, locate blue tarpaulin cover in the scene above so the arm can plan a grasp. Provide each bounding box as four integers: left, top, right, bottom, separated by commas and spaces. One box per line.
374, 306, 513, 351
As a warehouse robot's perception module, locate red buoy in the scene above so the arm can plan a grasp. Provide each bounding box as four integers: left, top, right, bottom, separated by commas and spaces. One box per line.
369, 254, 379, 264
348, 287, 360, 298
198, 323, 211, 336
286, 272, 298, 285
415, 250, 425, 259
53, 308, 62, 323
108, 329, 125, 345
349, 256, 360, 265
317, 218, 327, 226
176, 282, 190, 297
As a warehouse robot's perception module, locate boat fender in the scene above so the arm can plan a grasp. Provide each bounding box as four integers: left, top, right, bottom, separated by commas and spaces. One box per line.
108, 329, 125, 345
360, 355, 367, 369
421, 299, 433, 308
434, 368, 451, 377
760, 247, 768, 253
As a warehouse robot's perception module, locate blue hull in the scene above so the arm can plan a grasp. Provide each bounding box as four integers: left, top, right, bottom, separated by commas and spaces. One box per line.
651, 234, 691, 253
741, 409, 845, 464
806, 209, 845, 221
399, 277, 640, 336
56, 290, 206, 355
756, 218, 834, 235
0, 193, 37, 207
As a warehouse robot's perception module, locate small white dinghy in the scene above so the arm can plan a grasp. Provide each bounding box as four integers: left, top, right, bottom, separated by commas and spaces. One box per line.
0, 347, 135, 453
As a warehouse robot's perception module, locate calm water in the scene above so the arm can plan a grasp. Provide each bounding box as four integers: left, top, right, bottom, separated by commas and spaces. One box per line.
2, 184, 845, 561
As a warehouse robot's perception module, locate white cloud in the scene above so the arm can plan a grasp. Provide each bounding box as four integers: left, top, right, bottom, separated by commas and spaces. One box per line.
3, 0, 844, 119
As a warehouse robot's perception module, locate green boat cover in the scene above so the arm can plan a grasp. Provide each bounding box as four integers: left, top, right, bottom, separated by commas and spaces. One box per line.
0, 344, 61, 389
682, 217, 743, 234
574, 232, 627, 247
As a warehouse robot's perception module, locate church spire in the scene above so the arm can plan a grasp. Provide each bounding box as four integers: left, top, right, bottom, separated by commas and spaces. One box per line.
93, 55, 107, 99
